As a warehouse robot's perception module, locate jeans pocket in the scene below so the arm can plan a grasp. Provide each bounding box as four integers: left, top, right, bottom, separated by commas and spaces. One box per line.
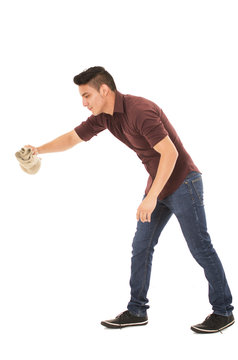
191, 176, 204, 206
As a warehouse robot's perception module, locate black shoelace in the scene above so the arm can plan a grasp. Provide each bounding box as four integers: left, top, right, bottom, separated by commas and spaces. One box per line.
116, 311, 131, 322
204, 314, 224, 334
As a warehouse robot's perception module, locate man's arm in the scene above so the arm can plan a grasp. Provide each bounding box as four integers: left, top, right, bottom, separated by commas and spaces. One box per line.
147, 135, 178, 198
136, 135, 178, 222
25, 130, 83, 155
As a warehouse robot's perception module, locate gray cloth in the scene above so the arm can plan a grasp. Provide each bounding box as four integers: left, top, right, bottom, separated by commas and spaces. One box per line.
15, 147, 41, 174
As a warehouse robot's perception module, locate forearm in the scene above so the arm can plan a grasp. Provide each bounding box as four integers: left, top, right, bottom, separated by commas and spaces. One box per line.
147, 152, 178, 198
37, 131, 81, 154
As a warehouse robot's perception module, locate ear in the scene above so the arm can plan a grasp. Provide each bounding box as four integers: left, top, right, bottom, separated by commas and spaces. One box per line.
100, 84, 110, 97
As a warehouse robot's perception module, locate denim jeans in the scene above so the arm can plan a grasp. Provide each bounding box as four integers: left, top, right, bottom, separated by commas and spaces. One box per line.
127, 171, 234, 317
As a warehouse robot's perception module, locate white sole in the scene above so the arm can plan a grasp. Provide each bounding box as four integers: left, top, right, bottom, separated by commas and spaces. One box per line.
102, 320, 148, 328
191, 320, 235, 333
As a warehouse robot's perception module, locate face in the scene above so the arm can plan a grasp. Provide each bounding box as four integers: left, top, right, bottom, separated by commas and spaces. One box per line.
78, 83, 107, 116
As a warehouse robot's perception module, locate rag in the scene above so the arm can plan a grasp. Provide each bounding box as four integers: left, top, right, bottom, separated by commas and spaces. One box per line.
15, 147, 41, 174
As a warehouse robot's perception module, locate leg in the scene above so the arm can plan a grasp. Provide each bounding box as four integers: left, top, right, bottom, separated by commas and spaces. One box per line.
164, 172, 234, 316
127, 194, 173, 317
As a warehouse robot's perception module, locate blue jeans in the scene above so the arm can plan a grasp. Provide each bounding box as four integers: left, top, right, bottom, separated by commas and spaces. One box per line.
127, 171, 234, 317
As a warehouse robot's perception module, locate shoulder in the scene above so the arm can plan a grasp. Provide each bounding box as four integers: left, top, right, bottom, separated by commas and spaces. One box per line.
123, 93, 162, 118
86, 113, 107, 125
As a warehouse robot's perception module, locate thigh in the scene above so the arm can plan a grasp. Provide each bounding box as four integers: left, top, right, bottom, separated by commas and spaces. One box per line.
163, 173, 210, 252
164, 172, 205, 214
132, 195, 173, 252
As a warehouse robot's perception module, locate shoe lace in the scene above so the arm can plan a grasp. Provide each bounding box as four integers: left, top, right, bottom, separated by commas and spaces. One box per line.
116, 311, 131, 321
205, 314, 224, 334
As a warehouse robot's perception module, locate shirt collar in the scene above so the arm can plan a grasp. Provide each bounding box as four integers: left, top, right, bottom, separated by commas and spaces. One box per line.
113, 90, 124, 114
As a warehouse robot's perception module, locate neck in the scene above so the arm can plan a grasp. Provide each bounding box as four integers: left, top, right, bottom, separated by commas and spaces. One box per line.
103, 91, 116, 115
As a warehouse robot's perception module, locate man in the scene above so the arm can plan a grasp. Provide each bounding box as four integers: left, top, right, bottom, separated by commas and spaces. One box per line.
26, 66, 234, 333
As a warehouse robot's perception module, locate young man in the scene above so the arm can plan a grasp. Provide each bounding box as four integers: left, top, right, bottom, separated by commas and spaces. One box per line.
26, 66, 234, 333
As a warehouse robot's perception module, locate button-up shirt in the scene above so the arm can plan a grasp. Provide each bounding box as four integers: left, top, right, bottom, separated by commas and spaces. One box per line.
74, 90, 200, 200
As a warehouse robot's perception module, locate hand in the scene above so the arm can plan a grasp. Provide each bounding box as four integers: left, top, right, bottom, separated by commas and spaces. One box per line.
24, 145, 39, 155
136, 195, 157, 223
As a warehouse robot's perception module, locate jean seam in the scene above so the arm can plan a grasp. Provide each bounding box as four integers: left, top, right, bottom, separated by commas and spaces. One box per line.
191, 177, 204, 206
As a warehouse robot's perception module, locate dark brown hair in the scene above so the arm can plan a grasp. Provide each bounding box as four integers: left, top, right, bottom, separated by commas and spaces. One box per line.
73, 66, 117, 92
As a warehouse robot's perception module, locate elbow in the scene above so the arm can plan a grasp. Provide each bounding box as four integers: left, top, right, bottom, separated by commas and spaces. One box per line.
173, 149, 179, 166
174, 148, 179, 161
168, 146, 178, 162
171, 142, 179, 162
163, 147, 178, 166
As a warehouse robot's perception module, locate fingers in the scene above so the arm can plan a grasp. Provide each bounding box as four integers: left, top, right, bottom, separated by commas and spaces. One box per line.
136, 196, 156, 223
24, 145, 38, 155
136, 210, 151, 223
141, 212, 147, 223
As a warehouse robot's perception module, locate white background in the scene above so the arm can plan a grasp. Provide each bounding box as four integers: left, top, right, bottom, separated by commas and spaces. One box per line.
0, 0, 237, 359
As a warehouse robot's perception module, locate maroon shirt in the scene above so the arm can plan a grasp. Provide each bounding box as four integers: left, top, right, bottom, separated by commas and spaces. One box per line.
74, 90, 200, 200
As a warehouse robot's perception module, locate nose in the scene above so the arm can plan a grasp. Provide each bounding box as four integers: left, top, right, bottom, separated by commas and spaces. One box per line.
82, 98, 88, 107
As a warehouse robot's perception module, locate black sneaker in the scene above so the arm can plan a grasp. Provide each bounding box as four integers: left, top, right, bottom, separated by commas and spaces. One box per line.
101, 310, 148, 329
191, 313, 235, 334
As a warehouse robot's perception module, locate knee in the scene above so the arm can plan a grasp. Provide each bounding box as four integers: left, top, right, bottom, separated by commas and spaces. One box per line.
190, 242, 216, 264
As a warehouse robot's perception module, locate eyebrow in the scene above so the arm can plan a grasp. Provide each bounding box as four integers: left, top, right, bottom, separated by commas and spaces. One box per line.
81, 92, 89, 97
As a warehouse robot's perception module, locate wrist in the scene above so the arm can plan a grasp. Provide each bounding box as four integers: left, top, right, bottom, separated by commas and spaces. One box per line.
146, 191, 158, 200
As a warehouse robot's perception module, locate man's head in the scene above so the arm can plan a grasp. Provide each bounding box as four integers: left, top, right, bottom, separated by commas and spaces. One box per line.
73, 66, 117, 116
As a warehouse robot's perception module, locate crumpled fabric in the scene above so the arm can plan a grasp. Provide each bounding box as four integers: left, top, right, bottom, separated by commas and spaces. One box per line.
15, 147, 41, 174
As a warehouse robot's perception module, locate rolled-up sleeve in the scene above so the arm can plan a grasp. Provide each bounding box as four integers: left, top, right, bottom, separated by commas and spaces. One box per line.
136, 109, 168, 148
74, 114, 106, 141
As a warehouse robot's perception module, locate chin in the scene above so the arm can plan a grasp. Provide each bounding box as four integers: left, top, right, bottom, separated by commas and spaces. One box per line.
92, 108, 102, 116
